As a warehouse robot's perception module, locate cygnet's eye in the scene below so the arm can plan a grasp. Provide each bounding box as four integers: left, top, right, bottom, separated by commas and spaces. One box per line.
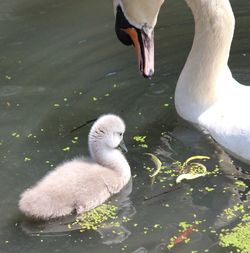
118, 132, 123, 137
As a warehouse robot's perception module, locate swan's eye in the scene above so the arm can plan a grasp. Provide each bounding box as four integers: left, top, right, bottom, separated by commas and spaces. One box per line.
118, 132, 123, 137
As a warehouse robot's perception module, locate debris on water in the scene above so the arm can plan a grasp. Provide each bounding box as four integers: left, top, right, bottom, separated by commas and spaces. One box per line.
62, 147, 70, 152
144, 153, 163, 178
78, 39, 87, 44
12, 132, 20, 138
173, 225, 195, 245
175, 155, 210, 183
24, 157, 31, 162
105, 71, 117, 77
71, 136, 78, 144
176, 172, 206, 183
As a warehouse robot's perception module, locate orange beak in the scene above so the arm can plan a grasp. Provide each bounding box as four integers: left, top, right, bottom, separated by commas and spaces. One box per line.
122, 27, 154, 78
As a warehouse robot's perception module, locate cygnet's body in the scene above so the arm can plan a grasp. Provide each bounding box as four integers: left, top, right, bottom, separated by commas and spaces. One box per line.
19, 114, 131, 220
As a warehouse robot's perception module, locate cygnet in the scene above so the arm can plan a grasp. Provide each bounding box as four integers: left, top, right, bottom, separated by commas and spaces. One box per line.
19, 114, 131, 219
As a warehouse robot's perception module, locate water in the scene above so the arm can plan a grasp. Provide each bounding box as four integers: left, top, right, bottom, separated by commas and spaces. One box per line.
0, 0, 250, 252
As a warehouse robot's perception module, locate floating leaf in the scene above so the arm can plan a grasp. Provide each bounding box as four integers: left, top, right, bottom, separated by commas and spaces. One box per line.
176, 172, 206, 183
175, 155, 210, 183
145, 153, 163, 178
183, 155, 210, 166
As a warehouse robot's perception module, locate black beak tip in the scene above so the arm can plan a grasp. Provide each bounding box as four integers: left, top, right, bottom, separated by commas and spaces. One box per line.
142, 69, 154, 79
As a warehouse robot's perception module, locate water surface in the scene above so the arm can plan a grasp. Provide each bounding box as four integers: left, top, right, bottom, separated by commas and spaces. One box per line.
0, 0, 250, 252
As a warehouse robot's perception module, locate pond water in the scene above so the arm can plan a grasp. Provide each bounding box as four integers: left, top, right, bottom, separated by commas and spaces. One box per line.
0, 0, 250, 252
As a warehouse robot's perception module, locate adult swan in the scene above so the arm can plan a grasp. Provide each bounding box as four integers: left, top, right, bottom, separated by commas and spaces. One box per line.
113, 0, 250, 164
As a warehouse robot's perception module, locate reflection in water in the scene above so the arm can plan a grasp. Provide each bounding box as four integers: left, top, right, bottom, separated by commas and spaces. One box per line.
95, 180, 136, 245
0, 0, 250, 253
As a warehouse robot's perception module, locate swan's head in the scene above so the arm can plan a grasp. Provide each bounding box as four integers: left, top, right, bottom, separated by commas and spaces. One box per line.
88, 114, 127, 154
113, 0, 164, 78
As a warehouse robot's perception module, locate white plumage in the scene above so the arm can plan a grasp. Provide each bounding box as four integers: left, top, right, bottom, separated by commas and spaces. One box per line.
114, 0, 250, 164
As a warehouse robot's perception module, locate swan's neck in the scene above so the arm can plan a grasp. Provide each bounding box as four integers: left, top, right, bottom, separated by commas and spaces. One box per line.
175, 0, 235, 122
89, 141, 131, 180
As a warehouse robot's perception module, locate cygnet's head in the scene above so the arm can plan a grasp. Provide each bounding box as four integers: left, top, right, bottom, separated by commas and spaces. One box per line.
88, 114, 126, 155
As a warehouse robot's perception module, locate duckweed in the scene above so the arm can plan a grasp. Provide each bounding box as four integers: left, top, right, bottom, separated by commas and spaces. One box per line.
62, 147, 70, 152
12, 132, 20, 138
223, 204, 245, 220
71, 204, 118, 231
24, 157, 31, 162
133, 135, 148, 148
235, 180, 247, 188
219, 214, 250, 253
133, 135, 147, 143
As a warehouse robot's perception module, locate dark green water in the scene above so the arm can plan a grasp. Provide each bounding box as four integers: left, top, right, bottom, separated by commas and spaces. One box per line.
0, 0, 250, 252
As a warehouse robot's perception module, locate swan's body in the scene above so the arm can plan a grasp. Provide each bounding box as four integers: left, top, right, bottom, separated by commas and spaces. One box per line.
113, 0, 250, 164
19, 114, 131, 219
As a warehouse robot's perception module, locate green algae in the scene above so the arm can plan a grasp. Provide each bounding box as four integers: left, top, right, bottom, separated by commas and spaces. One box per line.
133, 136, 147, 142
133, 135, 148, 148
223, 204, 246, 220
70, 204, 118, 231
235, 180, 247, 188
219, 214, 250, 253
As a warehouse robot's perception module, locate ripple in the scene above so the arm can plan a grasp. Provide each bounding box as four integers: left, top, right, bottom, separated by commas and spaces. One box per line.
144, 82, 167, 97
0, 85, 22, 97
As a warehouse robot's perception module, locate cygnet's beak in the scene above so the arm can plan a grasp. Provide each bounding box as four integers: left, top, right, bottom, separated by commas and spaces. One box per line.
118, 139, 128, 153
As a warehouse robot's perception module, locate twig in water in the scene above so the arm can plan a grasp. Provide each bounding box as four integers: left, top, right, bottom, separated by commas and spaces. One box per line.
70, 118, 97, 133
144, 185, 182, 202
